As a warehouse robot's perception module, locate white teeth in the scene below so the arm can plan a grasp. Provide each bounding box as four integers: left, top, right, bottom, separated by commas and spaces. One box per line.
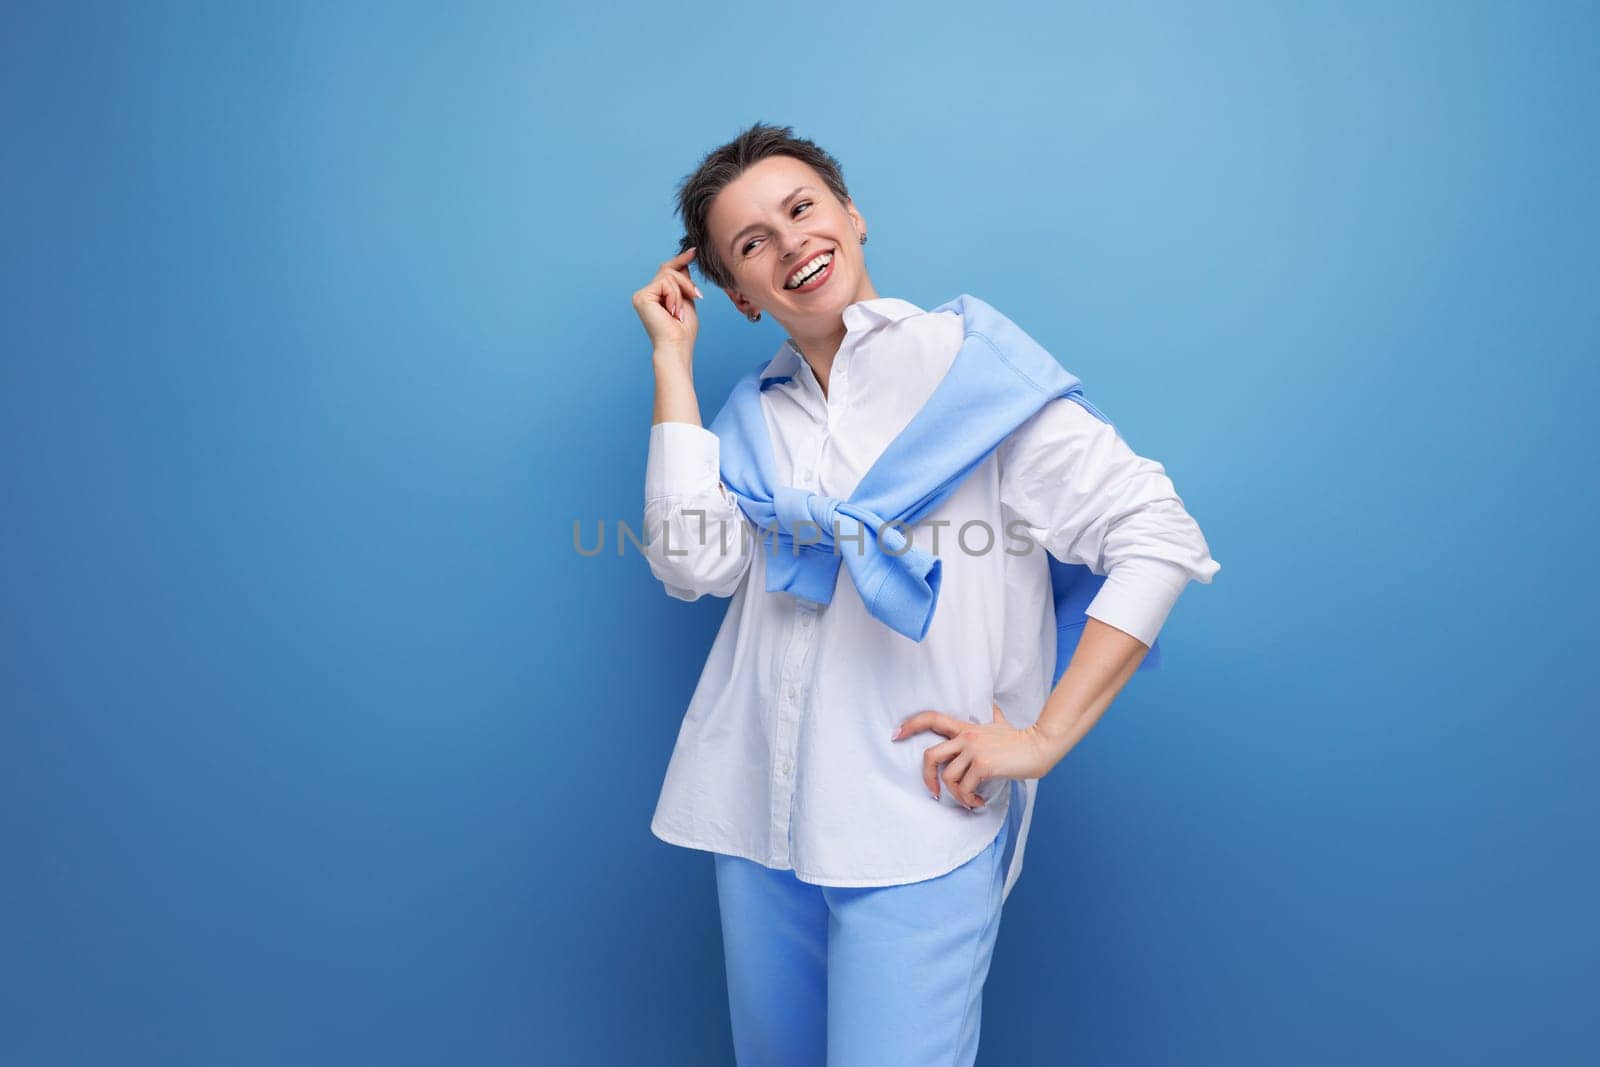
786, 251, 833, 289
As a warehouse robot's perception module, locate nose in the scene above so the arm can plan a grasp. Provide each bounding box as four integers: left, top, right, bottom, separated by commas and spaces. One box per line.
777, 225, 810, 264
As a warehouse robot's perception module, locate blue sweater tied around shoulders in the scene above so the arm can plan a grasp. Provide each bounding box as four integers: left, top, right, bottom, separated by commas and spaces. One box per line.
708, 293, 1161, 685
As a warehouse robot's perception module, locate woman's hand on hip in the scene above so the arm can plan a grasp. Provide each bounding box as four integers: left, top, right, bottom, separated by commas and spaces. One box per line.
892, 703, 1062, 809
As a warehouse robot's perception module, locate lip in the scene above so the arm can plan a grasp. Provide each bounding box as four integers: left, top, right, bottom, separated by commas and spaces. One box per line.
784, 248, 836, 294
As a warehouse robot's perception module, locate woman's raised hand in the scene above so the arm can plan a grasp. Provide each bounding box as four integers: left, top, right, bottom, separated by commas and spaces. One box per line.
633, 247, 704, 362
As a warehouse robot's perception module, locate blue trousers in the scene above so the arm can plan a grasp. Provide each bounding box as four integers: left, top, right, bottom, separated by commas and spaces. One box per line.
713, 813, 1011, 1067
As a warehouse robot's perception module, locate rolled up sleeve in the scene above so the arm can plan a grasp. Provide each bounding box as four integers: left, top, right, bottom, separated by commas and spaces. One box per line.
997, 397, 1221, 647
642, 422, 755, 601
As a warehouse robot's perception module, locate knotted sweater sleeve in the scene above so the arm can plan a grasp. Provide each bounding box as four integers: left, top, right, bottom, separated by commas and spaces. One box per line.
995, 397, 1220, 647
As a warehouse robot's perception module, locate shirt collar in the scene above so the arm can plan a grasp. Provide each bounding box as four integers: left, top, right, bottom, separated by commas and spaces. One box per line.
759, 297, 926, 389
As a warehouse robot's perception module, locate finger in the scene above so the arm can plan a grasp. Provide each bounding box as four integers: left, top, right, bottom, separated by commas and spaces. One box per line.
664, 277, 684, 322
896, 710, 959, 740
668, 262, 705, 300
957, 760, 987, 808
942, 750, 975, 805
667, 271, 699, 311
658, 269, 698, 317
892, 713, 923, 740
663, 249, 706, 298
922, 738, 962, 796
654, 278, 675, 322
920, 736, 960, 779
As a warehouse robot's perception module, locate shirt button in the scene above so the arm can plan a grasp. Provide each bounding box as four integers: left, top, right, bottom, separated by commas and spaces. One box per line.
787, 686, 798, 700
782, 760, 793, 776
799, 613, 812, 629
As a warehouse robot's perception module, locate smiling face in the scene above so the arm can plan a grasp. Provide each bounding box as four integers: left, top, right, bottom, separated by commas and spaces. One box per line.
704, 154, 874, 335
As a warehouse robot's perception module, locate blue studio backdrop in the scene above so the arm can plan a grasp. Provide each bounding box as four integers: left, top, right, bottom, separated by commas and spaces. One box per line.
2, 2, 1595, 1065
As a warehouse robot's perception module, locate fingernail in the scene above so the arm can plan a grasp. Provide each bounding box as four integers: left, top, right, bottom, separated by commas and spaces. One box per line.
890, 726, 900, 740
694, 286, 704, 298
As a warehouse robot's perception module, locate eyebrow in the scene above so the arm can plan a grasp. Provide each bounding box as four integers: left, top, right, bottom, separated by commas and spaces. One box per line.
727, 186, 817, 254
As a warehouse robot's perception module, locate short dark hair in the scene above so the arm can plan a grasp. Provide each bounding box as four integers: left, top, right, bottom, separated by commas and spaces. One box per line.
673, 121, 852, 291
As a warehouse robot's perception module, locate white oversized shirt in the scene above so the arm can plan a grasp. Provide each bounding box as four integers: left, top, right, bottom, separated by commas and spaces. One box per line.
643, 296, 1220, 900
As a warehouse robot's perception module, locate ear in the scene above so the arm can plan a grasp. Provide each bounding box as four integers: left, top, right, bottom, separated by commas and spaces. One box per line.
725, 287, 755, 318
845, 199, 868, 237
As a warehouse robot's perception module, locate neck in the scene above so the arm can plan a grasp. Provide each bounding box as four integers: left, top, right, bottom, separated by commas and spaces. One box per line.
786, 277, 881, 400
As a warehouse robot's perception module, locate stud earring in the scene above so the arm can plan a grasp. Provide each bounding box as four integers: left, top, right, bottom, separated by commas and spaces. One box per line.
747, 311, 761, 322
860, 232, 868, 244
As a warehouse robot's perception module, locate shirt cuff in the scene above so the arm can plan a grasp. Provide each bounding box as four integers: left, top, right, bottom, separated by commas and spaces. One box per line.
1082, 557, 1197, 648
645, 421, 721, 501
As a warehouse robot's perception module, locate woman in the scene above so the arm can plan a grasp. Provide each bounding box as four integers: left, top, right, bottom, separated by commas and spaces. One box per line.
631, 122, 1220, 1066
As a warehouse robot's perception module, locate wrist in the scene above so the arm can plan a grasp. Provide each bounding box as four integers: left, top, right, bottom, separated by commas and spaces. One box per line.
651, 361, 701, 426
1027, 721, 1073, 770
652, 345, 694, 369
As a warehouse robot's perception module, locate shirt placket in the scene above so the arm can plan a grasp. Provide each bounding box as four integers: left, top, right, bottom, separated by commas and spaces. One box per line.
771, 598, 818, 862
770, 418, 828, 865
